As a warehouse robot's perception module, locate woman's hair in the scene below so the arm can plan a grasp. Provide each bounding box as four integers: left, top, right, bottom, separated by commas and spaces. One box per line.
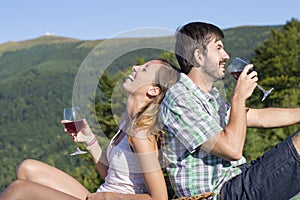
129, 59, 179, 142
175, 22, 224, 74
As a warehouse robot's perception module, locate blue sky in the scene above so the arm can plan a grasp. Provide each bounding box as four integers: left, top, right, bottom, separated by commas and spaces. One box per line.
1, 0, 300, 44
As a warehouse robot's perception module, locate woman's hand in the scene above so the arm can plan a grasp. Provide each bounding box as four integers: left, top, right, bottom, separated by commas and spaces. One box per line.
85, 192, 121, 200
61, 119, 95, 145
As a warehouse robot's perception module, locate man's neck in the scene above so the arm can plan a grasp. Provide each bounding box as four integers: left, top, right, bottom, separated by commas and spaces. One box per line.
187, 67, 213, 93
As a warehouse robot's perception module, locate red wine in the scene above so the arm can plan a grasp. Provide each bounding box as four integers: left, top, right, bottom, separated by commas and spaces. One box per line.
64, 120, 84, 134
231, 71, 241, 80
231, 68, 254, 80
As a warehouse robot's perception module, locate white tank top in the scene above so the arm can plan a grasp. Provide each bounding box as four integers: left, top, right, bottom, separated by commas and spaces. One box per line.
97, 127, 147, 194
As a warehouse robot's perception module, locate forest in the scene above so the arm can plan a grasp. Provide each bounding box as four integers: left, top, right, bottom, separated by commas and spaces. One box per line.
0, 18, 299, 198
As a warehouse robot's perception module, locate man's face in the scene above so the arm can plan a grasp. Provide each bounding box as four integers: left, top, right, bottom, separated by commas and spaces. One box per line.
202, 39, 229, 81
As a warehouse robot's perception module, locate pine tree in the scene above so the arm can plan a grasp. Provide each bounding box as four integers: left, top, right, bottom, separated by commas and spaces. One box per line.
244, 18, 300, 160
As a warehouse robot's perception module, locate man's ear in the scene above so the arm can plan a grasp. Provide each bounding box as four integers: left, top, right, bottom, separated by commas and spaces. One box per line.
193, 49, 204, 67
147, 86, 161, 97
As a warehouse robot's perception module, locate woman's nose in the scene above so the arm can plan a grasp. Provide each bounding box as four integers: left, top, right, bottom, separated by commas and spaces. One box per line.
132, 65, 140, 72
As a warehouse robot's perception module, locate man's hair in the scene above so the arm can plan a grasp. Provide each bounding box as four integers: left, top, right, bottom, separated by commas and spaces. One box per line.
175, 22, 224, 74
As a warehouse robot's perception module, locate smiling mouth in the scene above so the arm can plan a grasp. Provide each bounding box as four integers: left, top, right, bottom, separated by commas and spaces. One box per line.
127, 74, 135, 81
220, 63, 226, 69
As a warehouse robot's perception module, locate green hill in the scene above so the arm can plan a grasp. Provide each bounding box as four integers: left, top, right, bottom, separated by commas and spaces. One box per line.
223, 25, 282, 60
0, 25, 281, 192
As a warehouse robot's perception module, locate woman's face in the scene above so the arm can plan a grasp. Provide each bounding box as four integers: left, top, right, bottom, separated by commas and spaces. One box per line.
122, 60, 161, 95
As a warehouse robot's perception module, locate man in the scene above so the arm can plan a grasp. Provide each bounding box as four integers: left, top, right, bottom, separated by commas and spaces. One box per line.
159, 21, 300, 199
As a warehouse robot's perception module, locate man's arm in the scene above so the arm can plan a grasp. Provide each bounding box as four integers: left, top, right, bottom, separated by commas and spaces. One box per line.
247, 107, 300, 128
201, 96, 247, 161
201, 65, 257, 161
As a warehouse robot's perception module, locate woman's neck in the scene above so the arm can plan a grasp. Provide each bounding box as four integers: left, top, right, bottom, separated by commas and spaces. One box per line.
126, 94, 148, 119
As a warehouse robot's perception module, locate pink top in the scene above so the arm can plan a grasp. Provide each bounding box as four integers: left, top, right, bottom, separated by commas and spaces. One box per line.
97, 128, 147, 194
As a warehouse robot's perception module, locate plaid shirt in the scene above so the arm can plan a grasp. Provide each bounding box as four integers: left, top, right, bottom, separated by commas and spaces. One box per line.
159, 73, 246, 198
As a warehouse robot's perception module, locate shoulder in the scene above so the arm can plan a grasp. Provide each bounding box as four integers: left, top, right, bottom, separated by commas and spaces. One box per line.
163, 74, 195, 106
129, 129, 158, 153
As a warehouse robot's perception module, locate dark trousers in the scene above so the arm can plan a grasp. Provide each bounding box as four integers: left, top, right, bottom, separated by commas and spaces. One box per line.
220, 129, 300, 200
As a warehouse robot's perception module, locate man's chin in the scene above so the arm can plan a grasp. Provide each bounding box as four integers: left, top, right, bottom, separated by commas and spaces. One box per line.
219, 73, 225, 80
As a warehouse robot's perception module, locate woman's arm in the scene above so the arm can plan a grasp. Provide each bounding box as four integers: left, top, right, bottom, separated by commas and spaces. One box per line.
130, 134, 168, 200
84, 137, 109, 179
87, 192, 152, 200
61, 119, 109, 179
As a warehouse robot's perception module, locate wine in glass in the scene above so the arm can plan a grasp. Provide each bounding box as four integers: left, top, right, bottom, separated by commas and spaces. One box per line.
228, 57, 274, 101
63, 107, 87, 156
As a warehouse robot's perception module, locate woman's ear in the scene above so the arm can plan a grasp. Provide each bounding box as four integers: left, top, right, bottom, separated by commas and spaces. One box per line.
193, 49, 204, 67
147, 86, 161, 97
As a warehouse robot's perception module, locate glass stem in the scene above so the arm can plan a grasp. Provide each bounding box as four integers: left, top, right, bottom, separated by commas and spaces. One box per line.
256, 84, 265, 92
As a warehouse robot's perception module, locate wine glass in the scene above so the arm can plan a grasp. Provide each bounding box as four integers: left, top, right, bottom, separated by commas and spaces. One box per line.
228, 57, 274, 101
63, 107, 87, 156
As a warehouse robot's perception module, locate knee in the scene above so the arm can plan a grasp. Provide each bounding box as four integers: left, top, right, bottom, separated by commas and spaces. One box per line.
16, 159, 38, 180
0, 180, 26, 200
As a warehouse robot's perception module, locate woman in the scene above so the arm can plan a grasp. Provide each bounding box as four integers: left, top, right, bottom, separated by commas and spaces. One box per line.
0, 59, 179, 200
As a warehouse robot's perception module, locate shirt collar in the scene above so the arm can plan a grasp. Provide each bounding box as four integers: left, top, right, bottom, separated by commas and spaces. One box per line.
178, 73, 220, 100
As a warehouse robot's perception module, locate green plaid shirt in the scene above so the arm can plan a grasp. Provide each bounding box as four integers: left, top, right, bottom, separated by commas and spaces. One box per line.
159, 73, 246, 198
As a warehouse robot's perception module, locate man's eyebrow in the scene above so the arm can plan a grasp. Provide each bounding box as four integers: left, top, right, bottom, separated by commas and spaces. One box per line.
216, 43, 223, 48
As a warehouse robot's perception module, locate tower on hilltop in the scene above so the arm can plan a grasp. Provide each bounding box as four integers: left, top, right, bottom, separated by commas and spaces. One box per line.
44, 21, 55, 36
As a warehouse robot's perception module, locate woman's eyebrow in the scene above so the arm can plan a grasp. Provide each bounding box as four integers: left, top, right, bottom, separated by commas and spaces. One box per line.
143, 64, 150, 70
